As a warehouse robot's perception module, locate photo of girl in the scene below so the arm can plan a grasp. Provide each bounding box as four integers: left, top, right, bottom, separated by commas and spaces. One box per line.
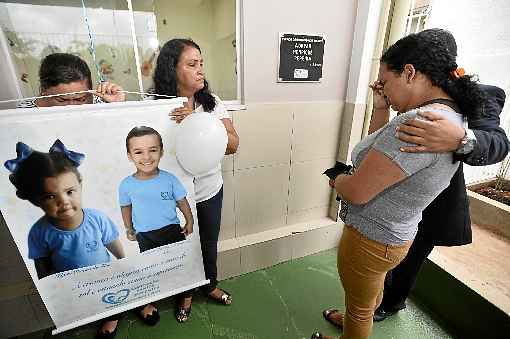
4, 139, 126, 338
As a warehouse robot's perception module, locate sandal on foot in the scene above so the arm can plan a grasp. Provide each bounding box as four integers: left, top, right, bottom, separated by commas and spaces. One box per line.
322, 308, 343, 329
175, 305, 192, 323
136, 305, 160, 326
95, 320, 118, 339
208, 288, 232, 305
311, 332, 334, 339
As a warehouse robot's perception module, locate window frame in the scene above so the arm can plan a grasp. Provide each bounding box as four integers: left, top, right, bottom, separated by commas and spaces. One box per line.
128, 0, 245, 110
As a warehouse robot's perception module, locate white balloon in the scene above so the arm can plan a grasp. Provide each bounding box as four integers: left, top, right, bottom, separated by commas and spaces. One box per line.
175, 112, 228, 176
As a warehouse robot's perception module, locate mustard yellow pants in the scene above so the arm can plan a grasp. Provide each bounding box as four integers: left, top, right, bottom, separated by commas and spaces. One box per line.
338, 225, 412, 339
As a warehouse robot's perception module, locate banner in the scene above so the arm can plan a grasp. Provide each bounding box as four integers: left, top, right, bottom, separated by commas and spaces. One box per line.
0, 99, 208, 334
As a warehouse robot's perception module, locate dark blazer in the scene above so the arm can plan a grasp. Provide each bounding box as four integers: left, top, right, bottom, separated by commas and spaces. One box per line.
418, 85, 509, 246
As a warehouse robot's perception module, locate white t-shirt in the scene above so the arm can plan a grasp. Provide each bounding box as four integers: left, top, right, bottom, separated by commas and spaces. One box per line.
194, 94, 231, 203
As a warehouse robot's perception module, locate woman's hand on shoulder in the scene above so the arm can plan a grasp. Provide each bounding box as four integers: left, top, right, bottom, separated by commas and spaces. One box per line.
95, 81, 126, 102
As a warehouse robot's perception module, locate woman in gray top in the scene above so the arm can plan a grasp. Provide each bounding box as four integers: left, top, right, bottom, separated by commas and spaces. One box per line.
313, 30, 485, 339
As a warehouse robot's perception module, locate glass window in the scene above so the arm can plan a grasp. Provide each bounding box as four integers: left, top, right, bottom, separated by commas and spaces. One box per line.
0, 0, 239, 103
405, 0, 431, 35
0, 1, 147, 101
143, 0, 238, 101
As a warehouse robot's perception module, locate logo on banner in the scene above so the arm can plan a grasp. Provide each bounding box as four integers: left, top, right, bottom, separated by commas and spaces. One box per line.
101, 289, 130, 304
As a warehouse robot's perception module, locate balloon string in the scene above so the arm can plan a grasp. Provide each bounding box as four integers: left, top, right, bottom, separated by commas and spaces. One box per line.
81, 0, 104, 82
0, 90, 176, 104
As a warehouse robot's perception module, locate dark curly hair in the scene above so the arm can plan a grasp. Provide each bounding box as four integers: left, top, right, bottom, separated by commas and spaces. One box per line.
418, 28, 457, 56
153, 38, 216, 112
39, 53, 92, 92
381, 29, 484, 119
9, 152, 82, 206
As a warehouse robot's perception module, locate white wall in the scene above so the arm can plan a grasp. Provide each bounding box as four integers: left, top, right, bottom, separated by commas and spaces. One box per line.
213, 0, 358, 280
428, 0, 510, 182
242, 0, 357, 103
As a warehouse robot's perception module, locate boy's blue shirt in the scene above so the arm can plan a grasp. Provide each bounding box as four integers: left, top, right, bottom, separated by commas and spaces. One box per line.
28, 208, 119, 272
118, 169, 187, 232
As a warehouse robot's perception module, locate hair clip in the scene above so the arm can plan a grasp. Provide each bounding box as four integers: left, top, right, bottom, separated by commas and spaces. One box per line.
4, 142, 34, 173
450, 67, 465, 79
49, 139, 85, 167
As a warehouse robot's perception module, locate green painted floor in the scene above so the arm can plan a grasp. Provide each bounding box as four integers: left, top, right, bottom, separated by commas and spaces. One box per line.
21, 250, 455, 339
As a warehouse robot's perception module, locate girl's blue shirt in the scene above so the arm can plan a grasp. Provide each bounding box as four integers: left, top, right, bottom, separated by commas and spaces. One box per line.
28, 208, 119, 273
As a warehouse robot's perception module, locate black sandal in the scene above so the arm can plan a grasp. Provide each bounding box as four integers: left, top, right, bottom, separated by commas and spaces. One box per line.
310, 331, 323, 339
175, 295, 192, 323
208, 288, 232, 305
136, 305, 160, 326
175, 304, 192, 323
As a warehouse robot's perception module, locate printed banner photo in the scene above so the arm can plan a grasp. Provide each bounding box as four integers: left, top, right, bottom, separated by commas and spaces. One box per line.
0, 99, 209, 334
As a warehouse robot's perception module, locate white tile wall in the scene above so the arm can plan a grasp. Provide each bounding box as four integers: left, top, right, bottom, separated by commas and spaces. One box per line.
234, 164, 290, 236
233, 104, 293, 169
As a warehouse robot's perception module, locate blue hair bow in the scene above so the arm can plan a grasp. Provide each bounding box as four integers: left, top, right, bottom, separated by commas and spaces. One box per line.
49, 139, 85, 167
4, 142, 34, 173
4, 139, 85, 173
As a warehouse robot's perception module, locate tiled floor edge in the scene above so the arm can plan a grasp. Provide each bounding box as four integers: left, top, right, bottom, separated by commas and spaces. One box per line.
217, 220, 342, 280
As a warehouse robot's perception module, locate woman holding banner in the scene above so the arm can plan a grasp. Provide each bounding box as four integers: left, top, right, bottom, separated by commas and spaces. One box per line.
153, 38, 239, 323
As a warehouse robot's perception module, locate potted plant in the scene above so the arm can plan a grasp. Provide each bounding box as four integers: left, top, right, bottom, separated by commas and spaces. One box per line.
467, 157, 510, 238
472, 157, 510, 205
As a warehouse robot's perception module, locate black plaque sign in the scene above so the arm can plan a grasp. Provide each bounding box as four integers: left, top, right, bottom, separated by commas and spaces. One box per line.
278, 33, 325, 82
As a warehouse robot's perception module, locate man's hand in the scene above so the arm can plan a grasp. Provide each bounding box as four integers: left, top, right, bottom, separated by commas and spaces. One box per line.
95, 81, 126, 102
397, 110, 465, 153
